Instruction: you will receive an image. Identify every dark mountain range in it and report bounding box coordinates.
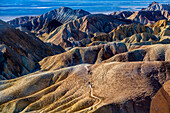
[7,7,90,34]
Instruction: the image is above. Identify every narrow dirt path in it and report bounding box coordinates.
[84,65,102,109]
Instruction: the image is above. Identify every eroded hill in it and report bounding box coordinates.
[0,2,170,113]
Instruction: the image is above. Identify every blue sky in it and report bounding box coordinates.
[0,0,169,21]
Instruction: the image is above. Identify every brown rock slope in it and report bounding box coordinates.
[45,14,132,48]
[152,19,170,36]
[107,20,170,45]
[109,23,153,41]
[127,10,169,25]
[0,61,169,113]
[104,44,170,63]
[39,42,127,71]
[91,32,110,42]
[0,20,65,80]
[0,20,56,61]
[153,19,169,28]
[150,80,170,113]
[121,33,159,44]
[37,20,63,41]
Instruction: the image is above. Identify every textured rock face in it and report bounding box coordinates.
[104,44,170,63]
[39,42,127,71]
[109,23,153,41]
[0,20,65,79]
[127,10,169,25]
[0,20,55,62]
[91,33,110,42]
[7,7,90,34]
[153,19,170,28]
[87,41,108,47]
[37,20,63,41]
[109,11,134,19]
[7,16,35,27]
[127,2,170,25]
[152,19,170,37]
[108,20,170,44]
[158,36,170,44]
[122,33,159,44]
[0,45,36,80]
[45,14,132,47]
[150,80,170,113]
[142,2,170,11]
[108,2,170,25]
[0,61,169,113]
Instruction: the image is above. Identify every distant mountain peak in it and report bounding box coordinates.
[149,1,158,7]
[142,2,170,11]
[127,10,169,24]
[59,6,73,11]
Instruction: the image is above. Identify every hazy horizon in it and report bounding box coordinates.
[0,0,170,21]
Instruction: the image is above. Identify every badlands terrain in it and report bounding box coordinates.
[0,2,170,113]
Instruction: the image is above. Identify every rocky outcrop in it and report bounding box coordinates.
[122,33,159,44]
[37,20,63,41]
[39,42,127,71]
[0,45,36,80]
[7,7,90,34]
[91,33,110,42]
[45,43,66,54]
[109,23,153,41]
[78,20,170,47]
[109,11,134,19]
[152,19,170,36]
[0,20,57,61]
[142,2,170,11]
[7,16,35,28]
[159,36,170,44]
[153,19,170,28]
[127,10,169,25]
[150,80,170,113]
[160,27,170,36]
[126,2,170,25]
[87,41,108,47]
[0,61,169,112]
[45,14,132,47]
[103,44,170,62]
[86,20,170,49]
[109,20,170,43]
[0,20,65,79]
